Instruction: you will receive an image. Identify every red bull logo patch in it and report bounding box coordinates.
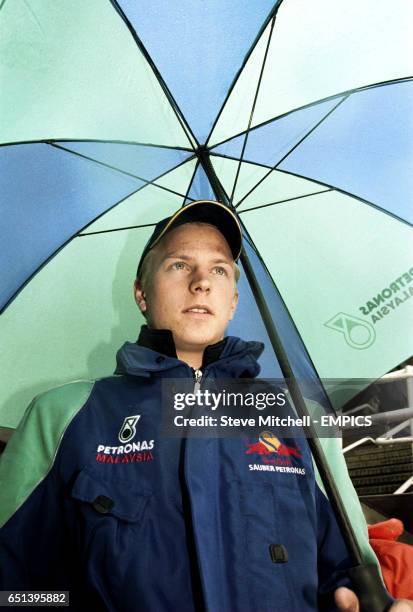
[246,431,301,458]
[245,431,305,475]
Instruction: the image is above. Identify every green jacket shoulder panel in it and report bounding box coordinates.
[0,380,95,528]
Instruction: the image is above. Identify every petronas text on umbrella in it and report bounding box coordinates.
[359,266,413,324]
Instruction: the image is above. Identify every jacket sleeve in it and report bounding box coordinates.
[0,381,93,589]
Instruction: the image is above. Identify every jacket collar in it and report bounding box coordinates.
[136,325,228,368]
[115,327,264,379]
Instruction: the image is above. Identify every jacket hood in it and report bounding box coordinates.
[115,335,264,379]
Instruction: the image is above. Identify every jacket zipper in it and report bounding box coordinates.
[193,368,203,393]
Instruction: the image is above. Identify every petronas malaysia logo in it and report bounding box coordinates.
[118,415,141,443]
[324,313,376,350]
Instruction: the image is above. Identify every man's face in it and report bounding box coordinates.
[134,223,238,354]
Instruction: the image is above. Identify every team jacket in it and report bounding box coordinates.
[0,334,356,611]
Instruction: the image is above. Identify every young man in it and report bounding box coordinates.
[0,201,409,611]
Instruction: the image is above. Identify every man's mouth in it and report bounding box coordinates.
[183,305,213,315]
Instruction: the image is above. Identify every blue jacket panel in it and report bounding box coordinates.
[0,337,353,611]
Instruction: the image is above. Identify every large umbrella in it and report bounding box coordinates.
[1,0,412,605]
[1,0,413,595]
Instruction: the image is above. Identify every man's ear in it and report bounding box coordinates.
[134,279,147,314]
[228,288,239,321]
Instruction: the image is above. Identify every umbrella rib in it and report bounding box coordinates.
[234,94,350,208]
[79,222,158,237]
[229,15,276,204]
[210,151,274,171]
[0,139,194,152]
[49,143,196,200]
[108,0,198,150]
[211,76,413,150]
[238,189,333,213]
[205,0,284,147]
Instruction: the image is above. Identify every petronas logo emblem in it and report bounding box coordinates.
[324,313,376,349]
[118,415,141,443]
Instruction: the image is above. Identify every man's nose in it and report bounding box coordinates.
[189,269,211,293]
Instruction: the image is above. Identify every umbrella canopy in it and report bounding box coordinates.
[1,0,412,428]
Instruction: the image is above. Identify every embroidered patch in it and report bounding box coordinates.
[245,431,305,475]
[118,414,141,443]
[95,439,155,464]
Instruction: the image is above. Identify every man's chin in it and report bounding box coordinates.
[174,332,223,353]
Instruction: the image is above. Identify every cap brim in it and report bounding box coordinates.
[151,200,242,261]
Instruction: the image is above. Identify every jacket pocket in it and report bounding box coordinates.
[238,479,317,611]
[70,466,152,522]
[67,465,153,603]
[221,481,294,612]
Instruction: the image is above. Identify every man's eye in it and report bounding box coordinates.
[213,266,227,276]
[172,262,187,270]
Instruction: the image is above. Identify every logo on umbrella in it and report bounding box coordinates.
[324,313,376,349]
[118,415,141,443]
[245,431,301,458]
